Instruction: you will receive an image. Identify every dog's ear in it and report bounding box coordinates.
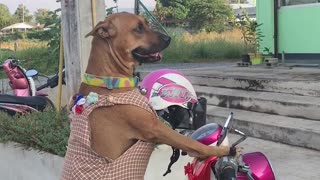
[85,20,116,38]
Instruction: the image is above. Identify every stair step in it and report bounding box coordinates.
[138,68,320,97]
[206,105,320,150]
[185,74,320,97]
[194,85,320,120]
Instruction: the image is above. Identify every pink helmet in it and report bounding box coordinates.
[139,69,198,110]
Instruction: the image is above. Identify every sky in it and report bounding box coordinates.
[2,0,156,14]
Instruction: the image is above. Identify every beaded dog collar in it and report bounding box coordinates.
[82,73,138,89]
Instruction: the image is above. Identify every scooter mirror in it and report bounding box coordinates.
[217,112,233,146]
[224,112,234,130]
[26,69,38,77]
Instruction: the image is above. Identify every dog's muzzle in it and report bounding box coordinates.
[132,33,171,64]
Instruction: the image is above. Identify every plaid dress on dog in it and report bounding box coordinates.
[61,89,156,180]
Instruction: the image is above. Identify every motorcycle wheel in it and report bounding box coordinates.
[43,97,55,110]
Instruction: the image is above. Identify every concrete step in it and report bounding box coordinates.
[206,105,320,151]
[138,68,320,97]
[184,73,320,97]
[194,85,320,120]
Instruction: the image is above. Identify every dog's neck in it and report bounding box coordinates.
[79,37,137,95]
[86,37,135,77]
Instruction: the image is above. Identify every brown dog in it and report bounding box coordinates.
[61,13,233,180]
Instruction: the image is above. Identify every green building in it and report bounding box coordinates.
[256,0,320,63]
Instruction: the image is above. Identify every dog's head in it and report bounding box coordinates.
[86,12,171,64]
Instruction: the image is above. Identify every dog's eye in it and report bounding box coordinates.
[134,23,145,34]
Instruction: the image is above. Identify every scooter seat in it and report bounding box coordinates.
[0,94,49,111]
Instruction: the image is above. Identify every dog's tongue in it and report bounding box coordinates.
[149,52,162,60]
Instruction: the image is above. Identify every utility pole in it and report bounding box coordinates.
[134,0,140,15]
[22,4,25,22]
[61,0,105,98]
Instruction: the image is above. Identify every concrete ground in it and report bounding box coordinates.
[145,134,320,180]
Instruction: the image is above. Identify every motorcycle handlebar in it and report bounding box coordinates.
[36,69,66,91]
[36,83,50,91]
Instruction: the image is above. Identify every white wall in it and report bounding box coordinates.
[0,142,64,180]
[0,142,192,180]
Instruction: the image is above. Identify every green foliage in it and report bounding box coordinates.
[0,109,70,157]
[154,0,234,32]
[0,4,14,29]
[106,6,118,16]
[43,9,61,66]
[34,8,51,24]
[236,10,264,52]
[188,0,233,32]
[154,0,191,23]
[0,31,25,41]
[26,30,52,40]
[13,4,33,22]
[228,0,248,3]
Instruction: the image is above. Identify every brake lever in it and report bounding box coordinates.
[231,128,247,148]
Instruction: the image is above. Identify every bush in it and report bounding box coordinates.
[26,30,52,41]
[0,109,70,157]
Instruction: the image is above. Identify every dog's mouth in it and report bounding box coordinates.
[132,48,163,64]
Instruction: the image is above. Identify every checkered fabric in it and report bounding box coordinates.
[61,89,156,180]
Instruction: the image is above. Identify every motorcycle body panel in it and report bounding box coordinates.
[237,152,276,180]
[2,60,32,96]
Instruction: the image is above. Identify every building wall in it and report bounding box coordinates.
[256,0,274,53]
[257,2,320,56]
[278,4,320,54]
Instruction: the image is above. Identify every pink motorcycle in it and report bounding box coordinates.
[182,112,276,180]
[0,58,64,115]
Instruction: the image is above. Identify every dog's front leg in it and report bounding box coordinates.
[126,106,230,159]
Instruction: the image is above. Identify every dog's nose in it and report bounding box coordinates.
[159,33,171,44]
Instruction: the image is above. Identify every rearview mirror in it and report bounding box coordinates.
[217,112,234,146]
[224,112,234,130]
[26,69,38,77]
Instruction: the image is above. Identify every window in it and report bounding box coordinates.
[281,0,320,6]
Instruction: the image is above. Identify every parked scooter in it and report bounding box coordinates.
[0,58,65,115]
[139,69,276,180]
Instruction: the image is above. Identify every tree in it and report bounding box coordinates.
[227,0,248,3]
[0,4,14,29]
[34,8,51,24]
[188,0,233,32]
[153,0,192,25]
[13,4,33,22]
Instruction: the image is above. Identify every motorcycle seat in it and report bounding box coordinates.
[0,94,49,111]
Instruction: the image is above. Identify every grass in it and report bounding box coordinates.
[162,29,251,63]
[0,39,47,51]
